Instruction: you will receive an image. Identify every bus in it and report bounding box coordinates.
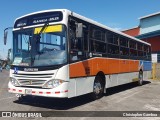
[5,9,152,100]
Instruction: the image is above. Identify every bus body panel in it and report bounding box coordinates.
[69,57,140,78]
[106,72,139,88]
[69,58,152,98]
[140,60,152,71]
[54,65,69,81]
[68,77,95,98]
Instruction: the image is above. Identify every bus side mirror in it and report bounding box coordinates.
[76,23,83,38]
[4,30,8,45]
[4,27,13,45]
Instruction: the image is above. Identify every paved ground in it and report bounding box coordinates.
[0,70,160,120]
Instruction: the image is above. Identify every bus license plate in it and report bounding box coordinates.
[25,89,32,95]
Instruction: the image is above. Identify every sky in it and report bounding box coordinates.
[0,0,160,59]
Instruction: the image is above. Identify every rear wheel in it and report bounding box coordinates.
[91,76,104,100]
[138,71,143,86]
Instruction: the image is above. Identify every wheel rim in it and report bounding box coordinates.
[93,81,102,95]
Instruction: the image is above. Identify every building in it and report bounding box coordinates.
[122,12,160,63]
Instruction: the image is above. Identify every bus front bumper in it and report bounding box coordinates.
[8,82,68,98]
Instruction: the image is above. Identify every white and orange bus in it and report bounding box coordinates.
[5,9,152,100]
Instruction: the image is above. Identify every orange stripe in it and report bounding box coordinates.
[69,58,139,78]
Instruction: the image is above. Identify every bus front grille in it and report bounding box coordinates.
[18,79,46,86]
[13,73,54,87]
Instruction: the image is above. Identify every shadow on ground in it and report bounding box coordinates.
[13,81,151,110]
[105,80,150,96]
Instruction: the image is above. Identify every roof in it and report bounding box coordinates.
[136,30,160,39]
[14,9,151,46]
[72,12,150,45]
[139,11,160,20]
[121,26,139,32]
[15,9,69,21]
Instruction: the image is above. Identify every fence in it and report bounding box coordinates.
[152,63,160,80]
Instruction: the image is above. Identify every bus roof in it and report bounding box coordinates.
[15,9,151,46]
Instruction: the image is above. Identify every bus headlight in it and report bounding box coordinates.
[43,79,64,89]
[10,77,20,86]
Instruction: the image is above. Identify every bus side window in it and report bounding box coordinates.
[84,29,89,51]
[69,19,84,51]
[69,18,89,62]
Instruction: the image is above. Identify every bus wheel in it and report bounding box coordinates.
[16,94,25,101]
[91,76,104,100]
[138,71,143,86]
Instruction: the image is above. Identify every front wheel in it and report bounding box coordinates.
[91,76,104,100]
[138,71,143,86]
[16,94,26,101]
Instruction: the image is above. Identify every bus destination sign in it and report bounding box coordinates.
[14,11,63,28]
[32,16,60,24]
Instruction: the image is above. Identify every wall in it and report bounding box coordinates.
[152,63,160,80]
[122,27,139,37]
[140,14,160,34]
[142,36,160,52]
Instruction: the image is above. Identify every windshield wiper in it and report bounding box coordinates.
[36,22,49,41]
[31,22,49,66]
[34,22,50,63]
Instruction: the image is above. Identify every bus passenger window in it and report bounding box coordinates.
[91,40,106,53]
[108,44,119,55]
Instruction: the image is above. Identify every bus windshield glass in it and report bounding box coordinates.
[12,25,67,67]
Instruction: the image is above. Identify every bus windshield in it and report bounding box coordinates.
[12,25,67,67]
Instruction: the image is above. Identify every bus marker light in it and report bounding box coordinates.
[65,90,68,92]
[55,91,60,94]
[32,91,36,94]
[19,90,22,92]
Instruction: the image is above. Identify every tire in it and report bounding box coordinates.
[138,71,143,86]
[16,94,25,101]
[91,76,104,100]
